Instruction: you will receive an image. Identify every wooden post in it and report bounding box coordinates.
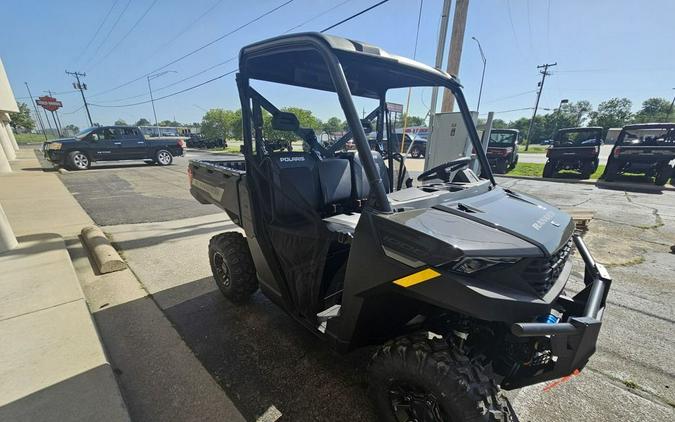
[441,0,469,112]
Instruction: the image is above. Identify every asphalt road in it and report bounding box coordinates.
[58,150,230,225]
[57,148,674,421]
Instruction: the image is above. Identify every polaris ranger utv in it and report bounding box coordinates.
[603,123,675,186]
[543,127,603,179]
[189,33,611,422]
[486,129,519,174]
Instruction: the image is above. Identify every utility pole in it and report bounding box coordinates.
[524,62,557,151]
[427,0,452,130]
[147,70,177,136]
[667,88,675,121]
[24,82,47,141]
[441,0,470,112]
[66,70,93,126]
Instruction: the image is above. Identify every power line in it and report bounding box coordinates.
[88,0,160,69]
[89,0,392,109]
[284,0,354,33]
[82,0,132,70]
[483,90,538,104]
[88,0,295,99]
[73,0,120,66]
[320,0,389,33]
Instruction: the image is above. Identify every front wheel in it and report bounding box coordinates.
[67,151,91,170]
[208,232,258,303]
[410,146,422,158]
[369,333,513,422]
[155,149,173,166]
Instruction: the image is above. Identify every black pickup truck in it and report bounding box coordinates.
[604,123,675,185]
[43,125,186,170]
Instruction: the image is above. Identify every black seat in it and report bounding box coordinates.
[351,151,390,199]
[317,158,352,208]
[269,152,322,217]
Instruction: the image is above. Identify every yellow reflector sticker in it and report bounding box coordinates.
[393,268,441,288]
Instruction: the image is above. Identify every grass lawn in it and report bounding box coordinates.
[14,132,57,144]
[520,145,549,154]
[508,162,605,180]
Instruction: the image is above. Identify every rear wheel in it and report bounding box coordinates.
[543,161,555,178]
[208,232,258,303]
[604,160,620,182]
[655,163,673,186]
[495,160,508,174]
[369,333,513,422]
[580,161,594,179]
[155,149,173,166]
[67,151,90,170]
[509,155,518,169]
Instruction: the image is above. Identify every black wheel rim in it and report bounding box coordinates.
[213,252,231,288]
[388,382,447,422]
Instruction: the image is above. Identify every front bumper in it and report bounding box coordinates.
[43,148,65,164]
[502,235,611,389]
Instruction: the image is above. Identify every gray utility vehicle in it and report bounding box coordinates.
[543,127,603,179]
[189,33,611,422]
[603,123,675,186]
[43,125,185,170]
[486,129,519,174]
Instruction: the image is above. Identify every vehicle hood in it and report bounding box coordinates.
[45,137,78,144]
[385,187,574,259]
[434,187,574,255]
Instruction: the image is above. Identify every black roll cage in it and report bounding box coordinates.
[236,33,495,213]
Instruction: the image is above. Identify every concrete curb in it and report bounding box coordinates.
[81,226,126,274]
[497,174,675,192]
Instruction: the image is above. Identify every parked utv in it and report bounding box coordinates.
[486,129,519,173]
[189,33,611,422]
[543,127,603,179]
[603,123,675,186]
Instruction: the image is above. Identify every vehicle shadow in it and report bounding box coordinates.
[596,174,670,194]
[153,278,378,421]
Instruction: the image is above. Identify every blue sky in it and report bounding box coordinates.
[2,0,674,129]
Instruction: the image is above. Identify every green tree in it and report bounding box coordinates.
[9,102,35,131]
[135,118,151,126]
[64,124,79,134]
[632,97,673,123]
[322,116,343,135]
[114,119,127,126]
[395,114,426,128]
[159,119,182,127]
[201,109,240,139]
[588,97,633,135]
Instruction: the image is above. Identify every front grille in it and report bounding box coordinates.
[523,238,573,296]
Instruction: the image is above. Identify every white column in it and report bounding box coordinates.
[0,121,16,161]
[0,203,18,253]
[0,134,10,172]
[3,113,19,151]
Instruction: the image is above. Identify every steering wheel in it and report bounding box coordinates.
[417,157,472,183]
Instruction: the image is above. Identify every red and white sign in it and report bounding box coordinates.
[386,102,403,113]
[36,96,63,112]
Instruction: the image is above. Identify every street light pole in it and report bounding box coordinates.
[147,71,177,136]
[471,36,486,114]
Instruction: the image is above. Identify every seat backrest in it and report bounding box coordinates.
[351,151,390,199]
[317,158,352,207]
[269,153,321,216]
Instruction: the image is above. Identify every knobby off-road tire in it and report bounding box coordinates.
[369,333,513,422]
[654,164,673,186]
[208,232,258,303]
[410,146,423,159]
[604,160,619,182]
[580,161,595,179]
[495,160,508,174]
[509,155,518,170]
[542,161,555,178]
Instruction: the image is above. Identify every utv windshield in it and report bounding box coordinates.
[554,129,602,146]
[489,131,517,147]
[618,127,675,146]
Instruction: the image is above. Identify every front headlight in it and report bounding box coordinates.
[452,257,520,274]
[49,142,62,150]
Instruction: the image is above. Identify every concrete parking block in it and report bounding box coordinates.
[81,226,126,273]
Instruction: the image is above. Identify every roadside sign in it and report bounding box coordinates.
[386,102,403,113]
[36,96,63,112]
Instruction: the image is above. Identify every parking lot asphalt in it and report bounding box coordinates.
[58,150,674,421]
[57,150,227,225]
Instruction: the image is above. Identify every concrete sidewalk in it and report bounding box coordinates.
[0,149,129,421]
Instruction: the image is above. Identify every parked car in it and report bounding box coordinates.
[543,127,603,179]
[486,129,519,173]
[43,126,185,170]
[603,123,675,185]
[368,133,427,158]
